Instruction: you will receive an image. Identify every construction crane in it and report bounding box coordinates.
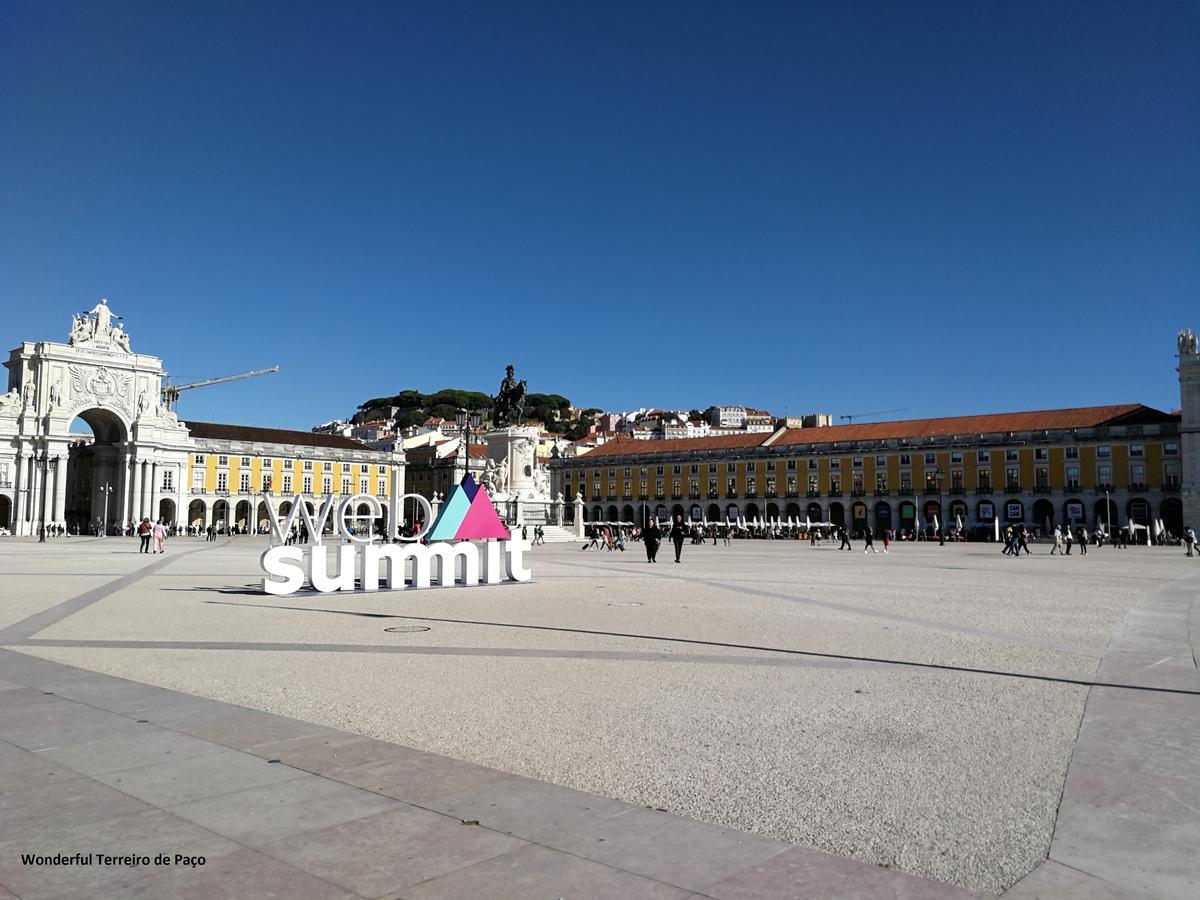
[161,366,280,410]
[839,408,907,424]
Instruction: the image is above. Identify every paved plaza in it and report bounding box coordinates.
[1,535,1197,898]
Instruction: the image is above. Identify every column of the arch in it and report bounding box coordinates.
[117,449,132,528]
[135,460,146,521]
[51,454,67,526]
[149,460,159,522]
[28,453,42,534]
[11,449,26,533]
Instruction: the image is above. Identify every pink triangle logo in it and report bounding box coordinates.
[455,486,511,540]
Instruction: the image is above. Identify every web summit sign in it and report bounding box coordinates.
[259,476,531,595]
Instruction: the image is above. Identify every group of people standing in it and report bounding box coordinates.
[640,515,691,563]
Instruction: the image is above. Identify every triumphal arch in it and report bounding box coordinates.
[1,301,192,535]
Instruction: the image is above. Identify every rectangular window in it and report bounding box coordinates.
[808,475,819,493]
[608,468,616,478]
[656,479,664,496]
[899,472,911,491]
[830,458,841,469]
[360,478,368,494]
[765,476,775,494]
[876,473,887,492]
[899,454,911,466]
[808,459,818,470]
[303,460,313,471]
[709,463,718,473]
[639,480,647,495]
[672,479,681,496]
[1164,461,1181,486]
[1165,442,1179,456]
[875,456,886,467]
[709,479,718,495]
[786,475,796,493]
[218,455,229,466]
[746,476,756,494]
[924,453,936,465]
[1006,467,1019,489]
[852,473,863,492]
[162,469,174,491]
[217,472,228,492]
[978,470,991,489]
[594,480,602,496]
[1130,444,1144,457]
[1035,466,1048,487]
[951,470,963,490]
[673,465,681,475]
[1065,465,1080,488]
[1005,450,1018,462]
[282,474,292,493]
[950,451,962,464]
[324,461,332,471]
[786,459,796,470]
[640,466,648,476]
[690,479,700,495]
[656,465,664,476]
[378,479,386,496]
[1034,448,1048,461]
[302,475,312,494]
[240,456,250,466]
[1097,464,1112,485]
[830,474,841,492]
[361,464,369,473]
[624,480,632,496]
[262,474,272,492]
[1065,447,1078,459]
[342,478,350,495]
[240,473,250,493]
[192,470,204,491]
[977,451,989,463]
[1097,445,1111,458]
[690,464,698,474]
[1130,464,1145,484]
[193,454,205,465]
[853,457,863,468]
[624,467,631,477]
[323,477,332,494]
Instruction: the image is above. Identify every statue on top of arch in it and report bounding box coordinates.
[69,298,132,353]
[1178,328,1198,359]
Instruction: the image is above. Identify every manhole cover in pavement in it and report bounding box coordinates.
[384,625,431,633]
[607,601,643,608]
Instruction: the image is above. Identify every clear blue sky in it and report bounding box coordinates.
[2,1,1196,430]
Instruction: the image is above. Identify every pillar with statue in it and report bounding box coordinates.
[480,364,554,526]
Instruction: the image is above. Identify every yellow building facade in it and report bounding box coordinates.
[552,404,1182,536]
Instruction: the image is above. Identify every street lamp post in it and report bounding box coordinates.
[99,482,113,537]
[455,408,484,483]
[935,466,945,545]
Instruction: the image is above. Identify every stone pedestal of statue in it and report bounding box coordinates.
[484,425,552,525]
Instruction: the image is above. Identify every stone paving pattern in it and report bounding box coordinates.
[0,535,1197,897]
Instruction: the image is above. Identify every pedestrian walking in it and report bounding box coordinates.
[1185,527,1196,558]
[644,519,661,563]
[670,514,689,563]
[837,526,851,551]
[863,527,878,553]
[152,519,167,553]
[1078,526,1088,556]
[1064,528,1074,555]
[1050,526,1062,555]
[1017,527,1031,555]
[881,530,890,553]
[138,518,152,553]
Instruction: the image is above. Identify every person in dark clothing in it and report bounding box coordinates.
[837,526,851,551]
[138,518,152,553]
[669,514,689,563]
[643,520,661,563]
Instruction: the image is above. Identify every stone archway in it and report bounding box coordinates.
[1032,498,1055,531]
[0,496,11,531]
[235,500,252,532]
[158,498,176,525]
[65,407,129,535]
[188,498,206,529]
[1161,498,1183,536]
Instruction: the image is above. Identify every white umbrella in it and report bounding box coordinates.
[932,513,940,535]
[805,514,811,530]
[955,513,963,533]
[993,517,1000,542]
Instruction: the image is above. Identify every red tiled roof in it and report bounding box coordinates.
[185,421,375,452]
[577,432,771,459]
[772,404,1166,447]
[564,404,1174,460]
